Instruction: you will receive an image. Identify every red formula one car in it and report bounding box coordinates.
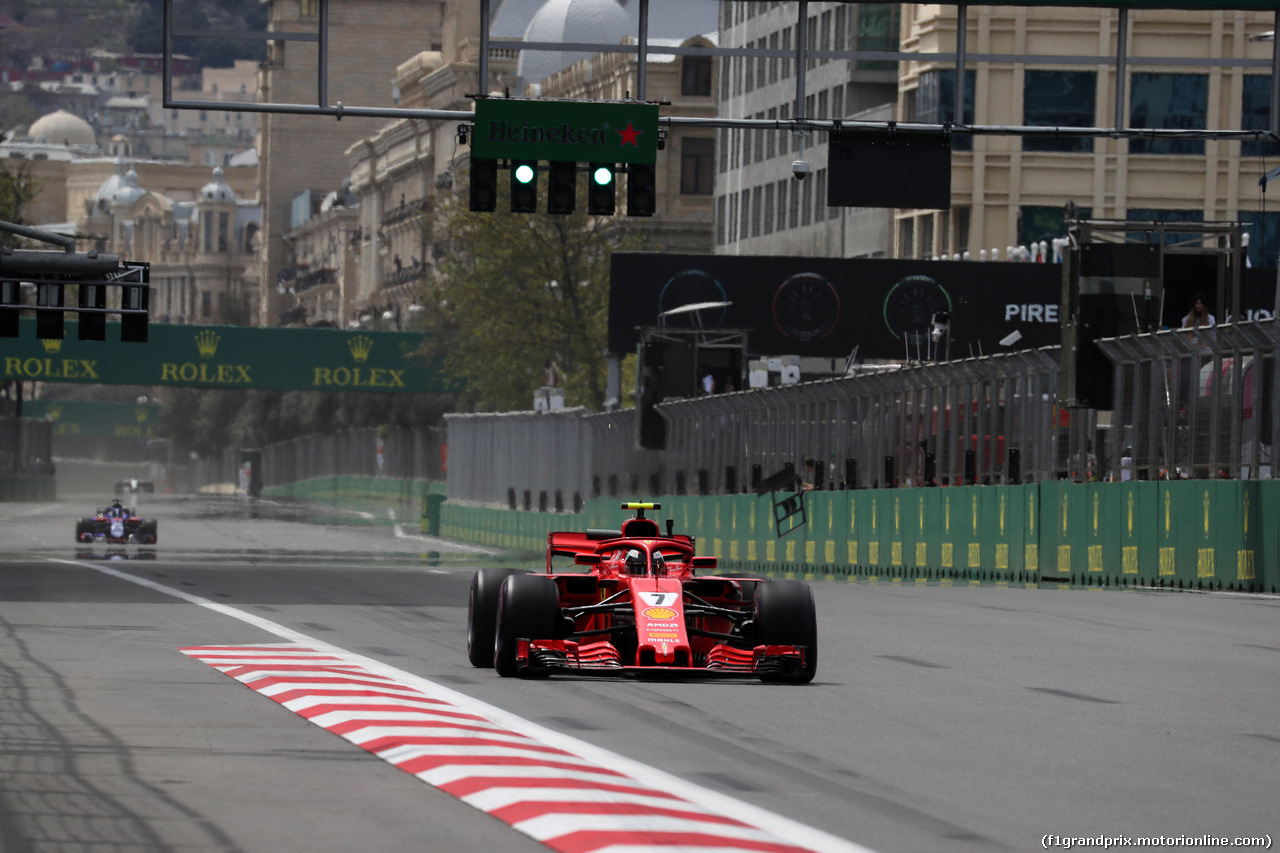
[74,501,158,545]
[467,502,816,682]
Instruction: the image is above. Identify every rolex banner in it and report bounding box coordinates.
[0,321,451,394]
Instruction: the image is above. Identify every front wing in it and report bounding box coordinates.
[515,638,809,679]
[77,519,152,543]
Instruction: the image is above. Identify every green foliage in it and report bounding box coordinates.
[428,172,641,412]
[157,387,453,458]
[128,0,266,67]
[0,159,42,246]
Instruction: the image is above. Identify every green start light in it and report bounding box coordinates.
[592,166,613,185]
[514,163,536,184]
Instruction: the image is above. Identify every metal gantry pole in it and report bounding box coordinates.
[955,4,968,128]
[1113,7,1129,133]
[637,0,649,102]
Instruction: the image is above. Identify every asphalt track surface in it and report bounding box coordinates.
[0,494,1277,853]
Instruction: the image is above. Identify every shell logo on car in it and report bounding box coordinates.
[643,607,677,620]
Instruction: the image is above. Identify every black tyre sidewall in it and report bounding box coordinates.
[467,568,525,668]
[493,573,560,677]
[754,579,818,683]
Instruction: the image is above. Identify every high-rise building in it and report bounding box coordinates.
[714,2,901,259]
[896,5,1278,268]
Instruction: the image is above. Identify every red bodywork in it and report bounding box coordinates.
[514,509,808,678]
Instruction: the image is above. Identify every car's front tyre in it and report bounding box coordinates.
[493,573,561,678]
[754,579,818,683]
[467,568,526,668]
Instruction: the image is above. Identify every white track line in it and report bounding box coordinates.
[57,558,877,853]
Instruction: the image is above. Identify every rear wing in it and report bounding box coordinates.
[546,528,696,571]
[548,529,618,572]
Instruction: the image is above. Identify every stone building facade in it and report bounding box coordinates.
[77,159,261,326]
[255,0,446,326]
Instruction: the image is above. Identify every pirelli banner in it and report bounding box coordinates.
[0,320,449,394]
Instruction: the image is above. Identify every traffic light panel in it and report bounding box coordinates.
[588,164,615,215]
[35,282,63,340]
[547,161,576,215]
[78,282,106,341]
[0,280,17,337]
[470,157,498,212]
[511,160,538,213]
[627,162,656,216]
[120,283,149,343]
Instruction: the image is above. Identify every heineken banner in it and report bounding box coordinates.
[0,320,451,394]
[473,99,660,164]
[25,400,162,440]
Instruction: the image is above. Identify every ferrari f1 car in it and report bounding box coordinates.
[467,502,816,682]
[75,502,158,545]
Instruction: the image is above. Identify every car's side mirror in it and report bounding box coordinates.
[575,553,601,565]
[691,556,717,570]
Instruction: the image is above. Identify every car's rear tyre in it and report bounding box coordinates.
[493,573,560,678]
[754,579,817,683]
[467,568,526,668]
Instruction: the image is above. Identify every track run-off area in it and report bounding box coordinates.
[1,494,1277,853]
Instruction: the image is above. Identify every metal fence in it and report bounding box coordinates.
[445,347,1079,507]
[0,415,54,476]
[176,319,1280,504]
[188,426,445,492]
[1096,320,1280,482]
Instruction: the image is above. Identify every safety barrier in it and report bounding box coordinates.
[437,480,1277,593]
[0,474,55,502]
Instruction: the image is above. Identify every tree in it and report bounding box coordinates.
[0,159,42,246]
[428,173,641,412]
[129,0,266,67]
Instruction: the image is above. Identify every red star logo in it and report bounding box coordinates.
[617,121,643,147]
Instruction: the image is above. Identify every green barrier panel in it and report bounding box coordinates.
[984,485,1024,579]
[1159,481,1199,587]
[1083,484,1120,584]
[1217,481,1262,592]
[885,490,907,575]
[846,490,867,572]
[1258,481,1280,593]
[866,490,892,574]
[420,493,444,536]
[937,489,960,576]
[905,488,935,578]
[424,482,1280,594]
[806,492,840,577]
[1117,481,1159,587]
[1037,480,1088,580]
[1023,484,1041,577]
[960,486,984,577]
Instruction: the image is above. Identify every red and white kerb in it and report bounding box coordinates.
[181,643,826,853]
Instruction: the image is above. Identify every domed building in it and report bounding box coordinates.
[516,0,630,92]
[81,162,261,326]
[27,109,98,149]
[511,0,718,93]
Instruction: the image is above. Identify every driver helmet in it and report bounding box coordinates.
[625,549,646,575]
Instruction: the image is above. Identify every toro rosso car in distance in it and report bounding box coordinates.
[468,502,816,682]
[75,500,158,545]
